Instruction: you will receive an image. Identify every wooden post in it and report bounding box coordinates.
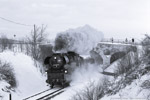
[9,93,12,100]
[34,24,36,35]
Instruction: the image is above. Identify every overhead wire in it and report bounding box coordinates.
[0,16,33,27]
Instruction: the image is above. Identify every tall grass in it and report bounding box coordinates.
[71,77,109,100]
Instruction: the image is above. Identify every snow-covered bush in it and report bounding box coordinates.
[0,80,11,100]
[104,51,145,96]
[140,34,150,92]
[141,80,150,89]
[142,34,150,46]
[142,34,150,65]
[0,60,16,88]
[125,46,137,53]
[70,77,109,100]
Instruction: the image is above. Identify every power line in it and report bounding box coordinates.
[0,16,33,27]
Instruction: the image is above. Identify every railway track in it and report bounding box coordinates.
[23,88,64,100]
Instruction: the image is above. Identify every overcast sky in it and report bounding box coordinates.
[0,0,149,40]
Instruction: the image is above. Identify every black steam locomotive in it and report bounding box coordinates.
[44,51,83,88]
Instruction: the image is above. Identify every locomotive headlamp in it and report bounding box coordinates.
[64,70,68,74]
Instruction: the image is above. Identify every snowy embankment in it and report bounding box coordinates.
[52,45,150,100]
[0,51,47,100]
[101,74,150,100]
[0,81,10,100]
[52,63,113,100]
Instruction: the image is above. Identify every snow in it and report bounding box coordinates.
[52,63,110,100]
[101,74,150,100]
[80,54,90,59]
[104,61,118,73]
[0,51,48,100]
[0,50,106,100]
[52,44,149,100]
[53,68,150,100]
[99,42,134,45]
[52,84,85,100]
[0,80,10,100]
[0,43,147,100]
[27,88,60,100]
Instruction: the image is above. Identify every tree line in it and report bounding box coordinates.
[0,25,53,61]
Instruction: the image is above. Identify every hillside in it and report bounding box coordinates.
[0,51,48,100]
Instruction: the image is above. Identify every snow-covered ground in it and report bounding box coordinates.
[101,74,150,100]
[0,51,107,100]
[52,44,149,100]
[0,43,148,100]
[52,64,106,100]
[0,51,48,100]
[0,80,11,100]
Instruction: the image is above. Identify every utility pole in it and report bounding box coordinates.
[34,24,36,43]
[13,34,16,53]
[33,24,36,43]
[33,24,36,59]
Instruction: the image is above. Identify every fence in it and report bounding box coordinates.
[101,38,141,45]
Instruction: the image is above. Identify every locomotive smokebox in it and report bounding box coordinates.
[44,51,83,88]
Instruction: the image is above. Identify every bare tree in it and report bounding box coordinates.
[27,24,47,60]
[141,34,150,65]
[0,35,13,52]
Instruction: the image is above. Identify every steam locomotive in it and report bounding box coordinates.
[44,51,83,88]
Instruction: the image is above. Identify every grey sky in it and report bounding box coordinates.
[0,0,149,40]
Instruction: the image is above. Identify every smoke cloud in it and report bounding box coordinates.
[54,25,104,54]
[53,25,105,86]
[69,63,104,86]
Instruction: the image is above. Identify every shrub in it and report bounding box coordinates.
[125,46,137,53]
[142,34,150,46]
[0,61,17,88]
[71,77,109,100]
[141,80,150,89]
[141,34,150,64]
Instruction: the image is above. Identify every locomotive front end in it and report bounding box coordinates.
[44,53,68,88]
[44,52,83,88]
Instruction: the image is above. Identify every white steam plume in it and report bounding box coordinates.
[54,25,104,54]
[69,63,104,86]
